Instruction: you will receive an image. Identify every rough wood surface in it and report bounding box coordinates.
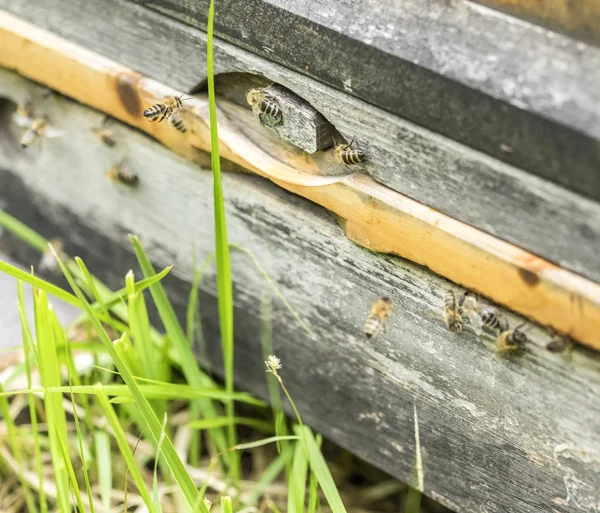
[1,3,598,286]
[0,19,600,351]
[1,86,600,513]
[474,0,600,43]
[119,0,600,203]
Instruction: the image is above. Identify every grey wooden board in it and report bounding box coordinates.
[1,78,600,513]
[0,252,79,350]
[0,9,598,285]
[119,0,600,204]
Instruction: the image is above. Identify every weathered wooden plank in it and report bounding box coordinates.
[1,87,600,513]
[474,0,600,43]
[1,22,600,351]
[1,3,598,286]
[123,0,600,202]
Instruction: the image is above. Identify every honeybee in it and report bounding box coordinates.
[546,331,573,353]
[334,136,365,165]
[143,95,189,123]
[13,109,64,149]
[480,306,508,335]
[364,297,392,340]
[246,88,282,124]
[106,160,139,187]
[92,117,117,147]
[443,290,462,333]
[495,324,529,352]
[38,238,67,273]
[458,291,482,326]
[170,111,187,133]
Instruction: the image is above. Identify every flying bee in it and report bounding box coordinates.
[246,88,283,124]
[364,297,392,340]
[334,136,365,165]
[143,95,189,123]
[495,324,529,352]
[443,289,462,333]
[170,111,187,133]
[105,160,139,187]
[14,115,64,149]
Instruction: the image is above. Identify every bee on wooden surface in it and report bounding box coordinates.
[170,112,188,133]
[480,306,508,335]
[495,324,529,352]
[105,160,139,187]
[443,290,462,333]
[92,117,117,147]
[38,238,67,273]
[246,88,283,124]
[546,331,574,354]
[364,297,392,340]
[14,114,64,149]
[334,136,365,165]
[458,291,482,326]
[143,95,189,123]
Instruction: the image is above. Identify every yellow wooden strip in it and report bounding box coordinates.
[0,10,598,350]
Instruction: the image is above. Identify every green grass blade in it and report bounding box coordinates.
[288,440,309,513]
[96,387,156,513]
[188,416,272,432]
[0,383,38,513]
[52,252,209,513]
[307,434,322,513]
[0,209,47,250]
[94,430,113,513]
[221,496,233,513]
[207,0,237,476]
[299,426,347,513]
[244,443,294,508]
[227,435,299,452]
[17,281,47,513]
[128,235,229,459]
[33,289,71,512]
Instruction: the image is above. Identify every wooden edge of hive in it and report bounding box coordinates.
[0,10,598,350]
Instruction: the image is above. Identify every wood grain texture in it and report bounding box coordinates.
[0,2,598,286]
[474,0,600,43]
[119,0,600,203]
[1,87,600,513]
[0,16,599,351]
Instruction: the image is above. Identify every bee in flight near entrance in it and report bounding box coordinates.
[443,289,463,333]
[106,160,139,187]
[334,136,365,165]
[495,324,529,353]
[246,88,283,125]
[143,95,190,123]
[364,297,393,340]
[170,112,187,133]
[13,106,64,150]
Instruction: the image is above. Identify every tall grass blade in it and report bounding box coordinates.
[298,426,347,513]
[206,0,237,476]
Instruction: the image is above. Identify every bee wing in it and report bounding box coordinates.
[13,112,34,128]
[144,96,162,105]
[44,125,65,139]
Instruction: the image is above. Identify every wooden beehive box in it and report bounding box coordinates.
[0,1,599,511]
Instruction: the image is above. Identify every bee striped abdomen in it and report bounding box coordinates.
[364,316,382,339]
[171,115,187,133]
[443,290,463,332]
[106,164,139,187]
[481,308,507,334]
[143,104,168,122]
[259,99,281,117]
[341,149,365,165]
